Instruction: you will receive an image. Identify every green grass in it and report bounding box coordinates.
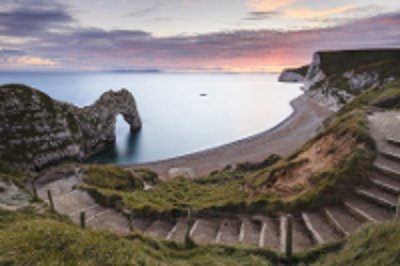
[313,221,400,266]
[317,49,400,75]
[0,208,279,266]
[83,173,248,216]
[83,165,146,192]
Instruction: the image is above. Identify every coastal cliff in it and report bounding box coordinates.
[278,65,309,82]
[0,84,141,170]
[281,49,400,110]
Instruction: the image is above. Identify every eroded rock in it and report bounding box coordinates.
[0,84,141,170]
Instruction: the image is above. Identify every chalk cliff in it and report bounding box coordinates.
[0,84,141,170]
[281,49,400,111]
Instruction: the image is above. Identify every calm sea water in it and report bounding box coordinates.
[0,72,302,164]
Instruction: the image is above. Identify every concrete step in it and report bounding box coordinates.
[344,196,394,223]
[166,219,189,242]
[356,186,397,209]
[380,149,400,163]
[387,137,400,147]
[52,190,95,215]
[370,171,400,194]
[374,157,400,179]
[302,211,342,245]
[190,218,221,244]
[291,217,316,253]
[145,220,175,238]
[253,216,280,250]
[324,206,365,236]
[281,215,315,253]
[86,209,130,234]
[215,218,241,245]
[37,177,80,199]
[131,217,153,232]
[70,204,105,223]
[238,217,262,246]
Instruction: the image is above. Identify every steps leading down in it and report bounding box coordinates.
[254,215,280,250]
[166,219,189,242]
[190,218,221,244]
[145,220,175,238]
[302,211,342,244]
[324,206,366,236]
[286,216,315,253]
[216,218,241,245]
[238,217,262,246]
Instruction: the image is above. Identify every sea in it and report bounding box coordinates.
[0,72,302,164]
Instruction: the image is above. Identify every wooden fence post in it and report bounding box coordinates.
[185,208,193,245]
[32,181,38,199]
[285,214,293,266]
[129,214,134,232]
[47,190,55,212]
[396,196,400,219]
[80,212,86,228]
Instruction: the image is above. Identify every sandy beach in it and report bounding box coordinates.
[128,94,333,180]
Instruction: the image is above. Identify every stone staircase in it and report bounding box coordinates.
[36,111,400,253]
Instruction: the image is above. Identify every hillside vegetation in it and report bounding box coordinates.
[313,221,400,266]
[0,208,280,266]
[316,49,400,76]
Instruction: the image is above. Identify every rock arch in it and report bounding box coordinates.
[73,89,142,157]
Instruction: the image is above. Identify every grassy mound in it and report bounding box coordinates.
[83,165,151,191]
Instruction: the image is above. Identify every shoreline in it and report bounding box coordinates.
[127,93,333,180]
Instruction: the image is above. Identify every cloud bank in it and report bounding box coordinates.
[0,1,399,72]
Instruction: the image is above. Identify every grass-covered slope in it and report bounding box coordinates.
[316,49,400,76]
[313,221,400,266]
[0,209,278,266]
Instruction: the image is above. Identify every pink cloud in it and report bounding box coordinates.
[247,0,297,11]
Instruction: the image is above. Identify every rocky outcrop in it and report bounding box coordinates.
[278,65,309,83]
[0,84,141,170]
[65,89,141,157]
[283,49,400,111]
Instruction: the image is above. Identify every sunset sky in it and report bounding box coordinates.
[1,0,400,72]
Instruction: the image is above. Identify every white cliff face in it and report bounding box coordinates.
[0,85,141,170]
[300,52,394,111]
[305,86,354,111]
[344,71,380,91]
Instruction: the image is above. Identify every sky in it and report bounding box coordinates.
[0,0,400,72]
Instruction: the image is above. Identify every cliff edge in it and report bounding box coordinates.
[0,84,141,170]
[278,65,309,82]
[280,49,400,110]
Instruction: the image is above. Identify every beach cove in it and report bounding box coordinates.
[130,94,333,180]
